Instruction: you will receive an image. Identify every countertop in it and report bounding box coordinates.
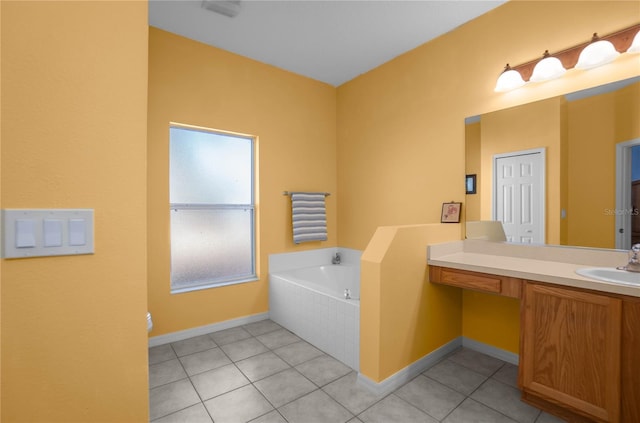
[427,240,640,298]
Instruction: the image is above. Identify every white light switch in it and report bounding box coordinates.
[44,219,63,247]
[16,219,36,248]
[69,219,86,246]
[2,209,94,258]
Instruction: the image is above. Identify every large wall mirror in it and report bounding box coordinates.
[465,76,640,250]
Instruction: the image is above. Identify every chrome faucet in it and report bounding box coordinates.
[623,244,640,272]
[332,252,341,265]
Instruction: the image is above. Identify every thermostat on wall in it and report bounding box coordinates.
[1,209,94,258]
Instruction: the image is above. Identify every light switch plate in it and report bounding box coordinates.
[15,219,36,248]
[69,219,86,246]
[43,219,64,247]
[2,209,94,258]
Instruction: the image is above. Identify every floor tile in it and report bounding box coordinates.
[423,359,487,396]
[443,398,518,423]
[492,362,519,388]
[358,394,438,423]
[256,328,301,350]
[221,337,269,362]
[254,368,317,408]
[204,384,274,423]
[447,348,506,376]
[535,412,566,423]
[295,354,352,386]
[179,347,231,376]
[210,326,252,346]
[244,319,282,336]
[279,389,353,423]
[149,358,187,389]
[248,410,287,423]
[236,351,291,382]
[323,372,384,415]
[171,335,217,357]
[148,328,554,423]
[471,378,540,423]
[273,340,324,366]
[151,403,213,423]
[395,375,465,420]
[149,379,201,421]
[190,363,250,401]
[149,344,177,365]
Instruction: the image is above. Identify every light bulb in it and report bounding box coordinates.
[576,34,620,70]
[494,65,526,92]
[530,51,566,82]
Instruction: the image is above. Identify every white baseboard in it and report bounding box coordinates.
[357,337,462,396]
[462,337,519,365]
[356,336,519,395]
[148,312,270,347]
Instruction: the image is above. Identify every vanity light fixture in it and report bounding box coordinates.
[530,50,566,82]
[575,33,620,70]
[627,30,640,53]
[495,64,526,92]
[495,23,640,92]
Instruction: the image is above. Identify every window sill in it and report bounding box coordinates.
[171,275,259,295]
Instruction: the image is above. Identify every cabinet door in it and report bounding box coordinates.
[622,300,640,422]
[521,282,622,423]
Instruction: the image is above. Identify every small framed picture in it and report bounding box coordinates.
[441,202,462,223]
[465,174,477,195]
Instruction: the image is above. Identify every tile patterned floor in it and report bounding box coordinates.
[149,320,565,423]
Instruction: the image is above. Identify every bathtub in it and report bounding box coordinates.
[269,264,360,370]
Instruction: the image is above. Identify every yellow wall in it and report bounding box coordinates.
[337,1,639,251]
[560,100,570,246]
[479,96,566,245]
[1,1,3,414]
[338,1,639,359]
[360,224,461,382]
[462,291,520,354]
[1,2,149,422]
[567,82,640,248]
[465,122,481,222]
[147,28,337,335]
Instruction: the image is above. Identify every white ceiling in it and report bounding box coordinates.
[149,0,506,86]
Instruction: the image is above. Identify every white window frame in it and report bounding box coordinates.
[169,124,257,294]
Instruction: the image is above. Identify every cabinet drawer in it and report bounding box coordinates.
[429,266,522,298]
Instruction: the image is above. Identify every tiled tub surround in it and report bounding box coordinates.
[269,248,361,370]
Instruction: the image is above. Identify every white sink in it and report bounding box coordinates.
[575,267,640,286]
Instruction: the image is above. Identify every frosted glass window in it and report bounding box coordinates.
[170,127,252,204]
[169,126,256,293]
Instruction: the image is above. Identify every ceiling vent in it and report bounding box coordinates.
[201,0,242,18]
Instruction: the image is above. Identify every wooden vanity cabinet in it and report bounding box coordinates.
[520,282,622,423]
[621,299,640,423]
[428,266,640,422]
[520,282,640,423]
